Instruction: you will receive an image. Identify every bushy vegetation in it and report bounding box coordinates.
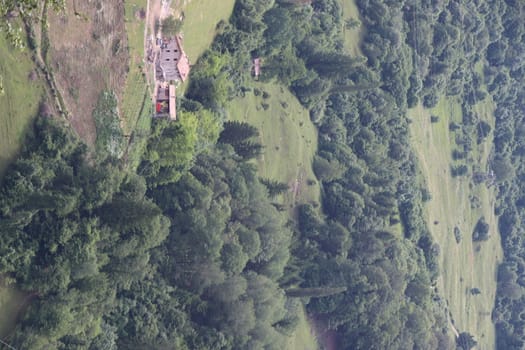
[0,115,296,349]
[93,90,126,158]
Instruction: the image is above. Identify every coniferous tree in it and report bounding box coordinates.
[218,121,259,145]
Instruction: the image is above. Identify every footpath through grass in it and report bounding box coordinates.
[409,97,502,349]
[228,81,320,215]
[0,35,43,178]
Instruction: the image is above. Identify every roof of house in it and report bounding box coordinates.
[159,41,181,81]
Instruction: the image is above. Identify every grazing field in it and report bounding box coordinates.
[180,0,235,62]
[409,97,502,349]
[177,0,235,94]
[0,35,43,178]
[228,82,320,213]
[341,0,363,56]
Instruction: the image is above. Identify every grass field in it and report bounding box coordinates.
[0,285,29,338]
[228,82,320,212]
[123,0,149,135]
[287,306,319,350]
[0,32,42,341]
[177,0,235,94]
[122,0,152,169]
[0,35,43,178]
[180,0,235,63]
[409,96,502,349]
[341,0,363,56]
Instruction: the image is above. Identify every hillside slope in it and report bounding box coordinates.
[409,97,503,348]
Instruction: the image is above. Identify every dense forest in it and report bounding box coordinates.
[1,0,525,349]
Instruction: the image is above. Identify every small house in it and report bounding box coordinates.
[155,84,176,120]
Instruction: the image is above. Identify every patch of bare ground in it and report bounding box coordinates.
[47,0,129,146]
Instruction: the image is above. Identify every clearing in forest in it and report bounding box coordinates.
[0,35,43,178]
[409,96,502,349]
[341,0,363,57]
[286,306,319,350]
[228,82,320,214]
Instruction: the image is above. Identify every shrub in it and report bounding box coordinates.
[454,226,462,243]
[472,217,489,241]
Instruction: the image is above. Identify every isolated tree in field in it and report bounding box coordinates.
[456,332,477,350]
[472,217,489,241]
[234,141,264,160]
[162,16,183,36]
[260,178,289,198]
[451,164,468,177]
[345,18,361,29]
[218,121,259,145]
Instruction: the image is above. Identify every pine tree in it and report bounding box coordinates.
[260,178,289,198]
[234,141,264,160]
[218,121,259,145]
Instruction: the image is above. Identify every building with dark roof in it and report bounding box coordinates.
[158,35,190,82]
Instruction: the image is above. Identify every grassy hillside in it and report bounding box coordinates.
[409,97,502,349]
[228,82,320,213]
[0,35,43,178]
[180,0,235,63]
[177,0,235,94]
